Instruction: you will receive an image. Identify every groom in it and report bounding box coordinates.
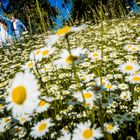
[2,15,27,47]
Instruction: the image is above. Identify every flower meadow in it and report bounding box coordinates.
[0,16,140,140]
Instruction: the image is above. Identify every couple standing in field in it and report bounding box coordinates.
[0,15,27,48]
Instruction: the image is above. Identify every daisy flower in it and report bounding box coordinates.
[132,99,140,113]
[126,136,135,140]
[0,122,7,134]
[123,113,134,122]
[124,45,139,52]
[89,50,101,61]
[42,76,49,82]
[40,64,53,73]
[0,117,11,133]
[80,74,95,83]
[95,77,109,86]
[136,37,140,41]
[104,83,117,91]
[6,72,40,117]
[114,59,124,65]
[55,48,86,68]
[118,83,128,90]
[119,91,132,101]
[17,115,31,125]
[67,98,79,106]
[30,118,54,138]
[130,46,139,52]
[0,82,6,88]
[9,126,27,139]
[73,122,103,140]
[110,52,118,59]
[30,46,55,61]
[30,49,42,61]
[0,103,4,111]
[74,90,96,108]
[113,114,125,124]
[114,74,122,79]
[57,132,71,140]
[105,74,114,80]
[45,25,86,47]
[36,99,50,113]
[124,45,134,51]
[104,123,119,134]
[61,125,70,135]
[118,62,140,74]
[126,74,140,84]
[40,46,55,59]
[23,61,35,70]
[70,24,87,32]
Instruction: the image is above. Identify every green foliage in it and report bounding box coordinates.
[2,0,130,33]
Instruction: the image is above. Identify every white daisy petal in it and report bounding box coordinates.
[6,72,40,117]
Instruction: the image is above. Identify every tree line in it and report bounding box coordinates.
[1,0,132,33]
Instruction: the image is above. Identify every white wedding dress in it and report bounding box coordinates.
[0,24,8,43]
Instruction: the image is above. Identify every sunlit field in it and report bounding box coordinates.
[0,12,140,140]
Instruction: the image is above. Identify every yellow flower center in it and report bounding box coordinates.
[3,118,10,123]
[93,53,98,57]
[128,45,132,48]
[65,55,78,64]
[82,129,93,139]
[123,95,128,99]
[132,48,136,51]
[84,92,92,99]
[0,104,3,109]
[15,64,19,67]
[20,117,26,122]
[27,62,34,68]
[82,77,87,81]
[64,126,69,131]
[43,77,48,81]
[102,81,105,85]
[121,85,125,88]
[35,50,41,55]
[132,76,140,81]
[125,65,133,71]
[106,85,112,89]
[56,26,71,36]
[92,105,97,110]
[38,123,47,131]
[84,103,90,107]
[44,67,48,71]
[0,82,5,87]
[39,100,47,107]
[42,50,49,56]
[12,86,27,105]
[107,124,114,130]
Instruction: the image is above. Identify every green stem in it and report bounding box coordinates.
[99,1,107,139]
[65,34,92,123]
[100,0,104,85]
[65,34,86,103]
[35,0,46,32]
[33,53,49,95]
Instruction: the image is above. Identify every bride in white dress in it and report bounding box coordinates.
[0,20,12,47]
